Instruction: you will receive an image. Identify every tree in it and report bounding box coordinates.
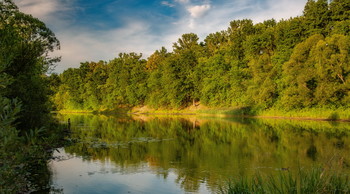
[303,0,330,35]
[204,31,228,56]
[146,48,171,108]
[46,73,61,110]
[226,19,255,62]
[54,68,84,110]
[328,0,350,35]
[172,33,203,106]
[311,34,350,106]
[146,47,168,71]
[173,33,200,53]
[198,54,231,106]
[280,34,324,109]
[0,1,61,191]
[80,61,108,110]
[0,0,60,129]
[50,0,350,113]
[329,0,350,21]
[241,21,278,108]
[279,33,350,109]
[104,53,147,108]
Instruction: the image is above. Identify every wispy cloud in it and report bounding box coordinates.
[175,0,190,4]
[14,0,73,22]
[52,21,168,72]
[161,1,175,7]
[15,0,59,18]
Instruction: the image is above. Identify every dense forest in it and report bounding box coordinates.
[51,0,350,113]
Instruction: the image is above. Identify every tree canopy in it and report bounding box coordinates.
[1,0,62,192]
[1,0,60,129]
[51,0,350,112]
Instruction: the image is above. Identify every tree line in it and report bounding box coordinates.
[51,0,350,112]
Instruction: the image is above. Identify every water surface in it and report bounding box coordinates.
[50,114,350,193]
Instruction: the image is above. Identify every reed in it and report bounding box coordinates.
[223,167,350,194]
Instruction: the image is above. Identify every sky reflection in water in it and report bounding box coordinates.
[51,149,209,194]
[50,114,350,193]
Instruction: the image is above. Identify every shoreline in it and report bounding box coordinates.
[52,106,350,123]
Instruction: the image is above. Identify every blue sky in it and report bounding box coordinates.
[14,0,307,73]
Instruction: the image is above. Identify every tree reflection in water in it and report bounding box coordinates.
[55,114,350,193]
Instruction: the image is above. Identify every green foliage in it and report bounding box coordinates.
[0,0,60,130]
[198,54,232,106]
[104,53,147,107]
[224,167,350,194]
[303,0,330,35]
[0,1,64,192]
[0,98,61,192]
[0,63,57,193]
[280,34,350,110]
[52,0,350,115]
[59,114,350,193]
[280,34,324,109]
[329,0,350,21]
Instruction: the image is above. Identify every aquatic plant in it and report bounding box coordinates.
[223,167,350,194]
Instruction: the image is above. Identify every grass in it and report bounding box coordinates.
[196,106,254,116]
[257,108,350,121]
[55,105,350,122]
[55,106,198,115]
[197,106,350,122]
[52,109,94,114]
[222,167,350,194]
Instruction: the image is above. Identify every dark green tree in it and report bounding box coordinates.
[104,53,147,108]
[303,0,330,35]
[329,0,350,35]
[173,33,203,107]
[0,0,60,129]
[146,48,172,108]
[280,34,324,109]
[329,0,350,21]
[243,20,278,108]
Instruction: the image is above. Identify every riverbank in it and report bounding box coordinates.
[54,105,350,122]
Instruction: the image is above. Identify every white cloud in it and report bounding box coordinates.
[165,0,307,48]
[15,0,57,17]
[261,0,305,22]
[53,21,167,73]
[175,0,190,4]
[53,0,307,73]
[187,4,211,18]
[15,0,308,73]
[14,0,72,22]
[161,1,175,7]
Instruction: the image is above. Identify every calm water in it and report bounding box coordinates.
[49,114,350,193]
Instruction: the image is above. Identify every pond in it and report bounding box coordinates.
[49,114,350,193]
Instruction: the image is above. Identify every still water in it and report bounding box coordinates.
[50,114,350,193]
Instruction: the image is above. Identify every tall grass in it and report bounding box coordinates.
[222,167,350,194]
[258,108,350,121]
[197,106,350,121]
